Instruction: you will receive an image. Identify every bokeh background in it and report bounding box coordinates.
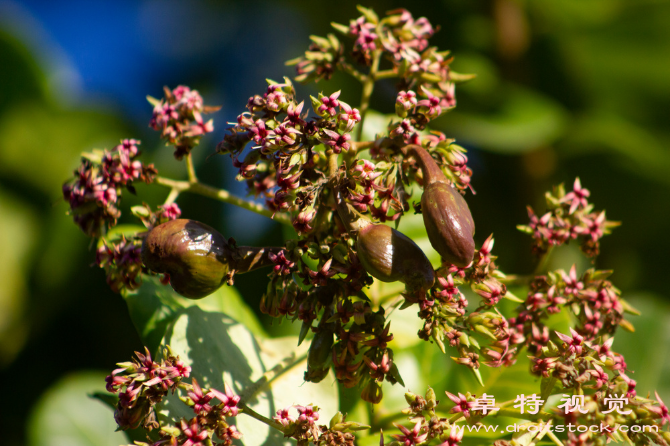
[1,0,669,445]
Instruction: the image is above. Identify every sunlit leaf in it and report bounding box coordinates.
[158,306,339,446]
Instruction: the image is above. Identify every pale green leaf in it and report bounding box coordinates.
[27,372,127,446]
[158,306,339,446]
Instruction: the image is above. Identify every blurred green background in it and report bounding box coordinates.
[1,0,669,445]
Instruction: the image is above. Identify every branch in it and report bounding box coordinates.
[185,153,198,183]
[375,69,396,80]
[356,49,382,142]
[154,176,293,226]
[239,403,286,432]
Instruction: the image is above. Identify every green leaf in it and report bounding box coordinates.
[123,275,266,354]
[122,276,186,355]
[27,371,128,446]
[437,84,568,154]
[158,306,339,446]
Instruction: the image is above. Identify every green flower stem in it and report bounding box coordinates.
[238,351,309,404]
[448,413,465,423]
[356,49,382,142]
[340,61,366,83]
[239,402,286,432]
[163,187,180,206]
[185,152,198,183]
[154,176,293,226]
[375,69,397,80]
[327,149,339,178]
[352,140,375,152]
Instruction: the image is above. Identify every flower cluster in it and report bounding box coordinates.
[62,139,157,237]
[96,236,143,293]
[518,178,620,257]
[273,406,367,445]
[217,79,363,234]
[415,234,517,372]
[108,348,243,446]
[346,159,406,222]
[380,388,465,446]
[380,386,670,446]
[509,265,635,358]
[149,85,220,159]
[105,347,191,430]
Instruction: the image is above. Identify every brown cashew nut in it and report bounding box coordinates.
[405,144,475,267]
[142,219,281,299]
[335,186,435,292]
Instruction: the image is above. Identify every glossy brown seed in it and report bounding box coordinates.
[142,219,234,299]
[356,223,435,292]
[421,181,475,267]
[407,144,475,267]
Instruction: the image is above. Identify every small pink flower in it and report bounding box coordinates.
[318,91,341,116]
[445,391,474,418]
[273,407,295,427]
[338,102,361,132]
[319,129,351,153]
[268,250,295,276]
[650,391,670,427]
[392,421,428,446]
[187,378,214,415]
[180,418,209,446]
[158,203,182,221]
[555,328,585,356]
[563,177,590,214]
[562,265,584,296]
[417,86,442,118]
[396,90,417,111]
[208,382,240,417]
[439,424,464,446]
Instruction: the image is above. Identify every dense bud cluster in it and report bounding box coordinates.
[107,348,243,445]
[149,85,219,159]
[62,139,157,237]
[518,178,619,257]
[105,347,192,431]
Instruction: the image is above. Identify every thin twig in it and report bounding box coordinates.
[163,188,180,206]
[340,61,366,83]
[356,49,382,142]
[185,153,198,183]
[374,69,396,80]
[239,402,285,432]
[154,176,293,226]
